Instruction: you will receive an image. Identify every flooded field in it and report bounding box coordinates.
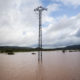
[0,51,80,80]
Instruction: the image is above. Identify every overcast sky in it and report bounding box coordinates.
[0,0,80,48]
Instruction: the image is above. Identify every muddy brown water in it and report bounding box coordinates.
[0,51,80,80]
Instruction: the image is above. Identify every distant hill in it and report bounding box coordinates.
[0,44,80,52]
[0,46,33,49]
[43,44,80,51]
[0,46,34,52]
[64,45,80,50]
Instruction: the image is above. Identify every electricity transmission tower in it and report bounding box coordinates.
[34,6,47,62]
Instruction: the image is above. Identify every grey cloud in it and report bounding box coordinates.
[0,0,80,48]
[0,0,40,46]
[43,14,80,48]
[75,29,80,37]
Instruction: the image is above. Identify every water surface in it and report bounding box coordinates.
[0,51,80,80]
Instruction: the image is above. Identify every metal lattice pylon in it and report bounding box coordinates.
[34,6,47,62]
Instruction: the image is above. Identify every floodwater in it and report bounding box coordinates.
[0,51,80,80]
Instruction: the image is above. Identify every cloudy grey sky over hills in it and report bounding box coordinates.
[0,0,80,48]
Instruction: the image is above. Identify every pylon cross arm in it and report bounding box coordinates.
[34,6,47,12]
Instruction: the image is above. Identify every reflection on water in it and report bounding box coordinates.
[37,51,43,80]
[0,51,80,80]
[38,51,42,63]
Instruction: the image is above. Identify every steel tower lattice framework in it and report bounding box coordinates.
[34,6,47,62]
